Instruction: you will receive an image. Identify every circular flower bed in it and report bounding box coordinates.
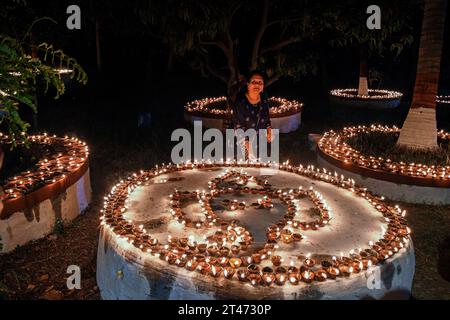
[184,96,303,133]
[317,125,450,204]
[97,160,414,299]
[0,133,91,252]
[329,89,403,109]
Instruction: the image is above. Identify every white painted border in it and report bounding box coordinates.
[0,168,92,253]
[318,154,450,205]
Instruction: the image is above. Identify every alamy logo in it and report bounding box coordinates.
[171,121,279,164]
[66,5,81,30]
[66,265,81,289]
[366,266,382,290]
[366,5,381,30]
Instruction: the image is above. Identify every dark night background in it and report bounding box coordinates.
[0,0,450,300]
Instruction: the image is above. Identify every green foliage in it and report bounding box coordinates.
[138,0,337,89]
[0,25,87,148]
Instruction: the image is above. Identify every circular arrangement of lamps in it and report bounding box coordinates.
[329,89,403,109]
[98,160,412,292]
[317,125,450,188]
[0,132,89,219]
[184,96,303,119]
[437,95,450,104]
[184,96,303,133]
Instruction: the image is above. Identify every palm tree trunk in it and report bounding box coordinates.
[357,46,369,96]
[0,146,4,216]
[397,0,447,149]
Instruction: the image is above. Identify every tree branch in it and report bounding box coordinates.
[196,50,228,84]
[266,16,304,28]
[198,36,229,55]
[251,0,270,70]
[260,36,302,55]
[266,73,282,87]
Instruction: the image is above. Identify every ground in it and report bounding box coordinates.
[0,76,449,299]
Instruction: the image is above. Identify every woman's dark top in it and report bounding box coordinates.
[232,91,271,131]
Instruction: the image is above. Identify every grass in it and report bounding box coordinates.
[347,131,450,166]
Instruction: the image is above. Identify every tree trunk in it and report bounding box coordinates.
[357,46,369,96]
[0,146,4,215]
[397,0,447,149]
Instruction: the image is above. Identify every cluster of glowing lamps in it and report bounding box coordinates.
[437,95,450,104]
[99,159,411,287]
[0,132,89,200]
[0,69,73,98]
[330,89,403,100]
[184,96,303,117]
[318,125,450,181]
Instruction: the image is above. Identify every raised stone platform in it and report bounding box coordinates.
[317,153,450,205]
[97,164,414,300]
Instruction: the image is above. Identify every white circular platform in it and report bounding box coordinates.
[97,164,414,300]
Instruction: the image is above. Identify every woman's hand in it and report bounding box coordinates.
[245,139,250,154]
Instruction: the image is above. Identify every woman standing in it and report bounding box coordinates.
[232,70,272,160]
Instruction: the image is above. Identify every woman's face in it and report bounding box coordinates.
[247,75,264,95]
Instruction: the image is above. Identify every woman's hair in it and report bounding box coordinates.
[246,69,267,84]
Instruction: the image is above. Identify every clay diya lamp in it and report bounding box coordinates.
[303,255,316,268]
[378,250,390,261]
[338,263,353,277]
[247,264,260,274]
[280,229,293,244]
[248,274,261,286]
[231,245,241,255]
[292,233,304,242]
[238,202,246,210]
[314,269,328,281]
[197,243,207,253]
[262,267,275,285]
[251,253,262,264]
[193,254,206,263]
[219,246,230,257]
[241,255,253,266]
[166,253,178,265]
[267,232,279,242]
[185,260,198,271]
[178,237,189,248]
[218,257,229,267]
[237,269,249,282]
[299,222,310,231]
[300,268,315,283]
[271,255,283,267]
[351,259,364,273]
[210,265,222,278]
[175,257,186,268]
[275,267,287,286]
[359,251,371,269]
[229,257,242,269]
[288,272,300,285]
[197,262,211,275]
[326,265,340,279]
[223,267,235,279]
